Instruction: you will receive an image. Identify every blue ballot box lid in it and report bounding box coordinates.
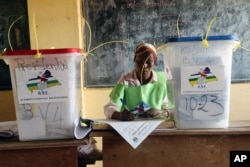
[167,35,238,43]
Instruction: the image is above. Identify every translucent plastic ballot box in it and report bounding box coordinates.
[3,48,83,141]
[165,35,238,129]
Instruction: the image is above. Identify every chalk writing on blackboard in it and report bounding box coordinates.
[83,0,250,87]
[0,0,30,90]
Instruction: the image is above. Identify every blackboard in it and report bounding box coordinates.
[83,0,250,87]
[0,0,30,90]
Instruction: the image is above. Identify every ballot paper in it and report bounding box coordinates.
[74,118,172,149]
[95,119,165,149]
[74,117,93,140]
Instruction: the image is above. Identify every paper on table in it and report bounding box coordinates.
[0,121,18,139]
[95,119,165,149]
[74,117,93,140]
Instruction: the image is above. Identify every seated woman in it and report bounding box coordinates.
[104,43,169,121]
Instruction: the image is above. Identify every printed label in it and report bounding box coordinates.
[15,68,69,104]
[181,65,226,94]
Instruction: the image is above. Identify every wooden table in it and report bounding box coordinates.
[90,120,250,167]
[0,138,85,167]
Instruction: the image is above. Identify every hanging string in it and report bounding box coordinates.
[32,14,41,58]
[140,55,151,84]
[202,17,217,48]
[177,14,181,38]
[234,40,250,52]
[88,40,128,53]
[0,48,6,59]
[82,17,92,55]
[234,41,241,52]
[81,17,128,59]
[7,16,23,51]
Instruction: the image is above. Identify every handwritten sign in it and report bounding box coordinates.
[17,102,78,140]
[15,57,70,104]
[177,94,226,121]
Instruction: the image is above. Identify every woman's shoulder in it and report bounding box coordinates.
[117,70,139,85]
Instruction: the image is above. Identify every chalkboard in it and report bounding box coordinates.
[0,0,30,90]
[83,0,250,87]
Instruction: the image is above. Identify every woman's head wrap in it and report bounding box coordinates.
[134,43,157,63]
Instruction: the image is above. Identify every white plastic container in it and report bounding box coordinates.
[3,48,82,140]
[165,35,238,129]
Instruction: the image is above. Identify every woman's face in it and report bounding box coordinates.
[134,53,155,81]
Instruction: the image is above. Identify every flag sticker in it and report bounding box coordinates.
[15,68,69,104]
[26,70,61,93]
[181,65,226,94]
[188,67,218,87]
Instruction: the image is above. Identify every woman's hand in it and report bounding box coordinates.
[145,108,170,118]
[111,110,134,121]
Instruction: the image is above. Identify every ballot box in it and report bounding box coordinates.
[3,48,83,140]
[165,35,237,129]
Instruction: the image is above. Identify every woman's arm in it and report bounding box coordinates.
[104,100,134,121]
